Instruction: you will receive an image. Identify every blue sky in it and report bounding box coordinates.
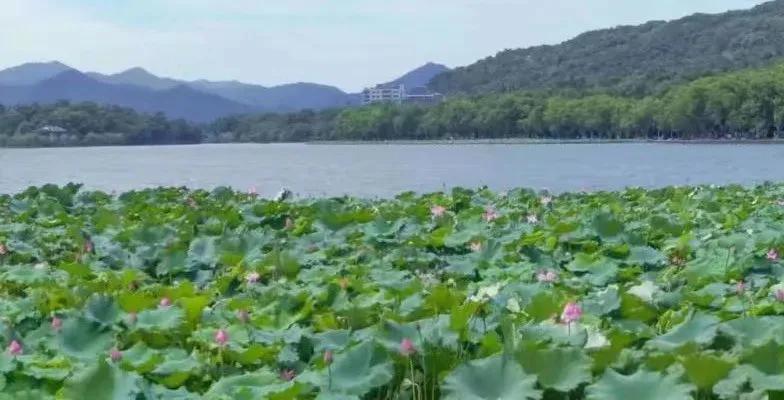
[0,0,764,91]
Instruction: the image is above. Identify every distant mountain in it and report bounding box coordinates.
[0,70,250,122]
[430,0,784,95]
[87,67,181,90]
[0,61,446,120]
[86,66,356,112]
[0,61,73,85]
[385,62,450,88]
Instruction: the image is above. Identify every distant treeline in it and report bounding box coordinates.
[0,102,201,147]
[5,62,784,147]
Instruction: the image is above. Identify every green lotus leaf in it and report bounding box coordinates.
[586,369,695,400]
[626,246,666,266]
[517,343,593,392]
[58,317,113,360]
[679,352,734,390]
[85,294,120,327]
[592,212,624,240]
[120,342,161,373]
[442,354,541,400]
[326,341,394,396]
[135,307,184,331]
[648,312,720,350]
[202,370,285,400]
[64,360,140,400]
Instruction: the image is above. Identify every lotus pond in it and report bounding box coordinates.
[1,184,784,399]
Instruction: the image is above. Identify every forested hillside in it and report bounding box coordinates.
[431,0,784,96]
[6,60,784,147]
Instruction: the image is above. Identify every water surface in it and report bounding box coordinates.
[2,143,783,197]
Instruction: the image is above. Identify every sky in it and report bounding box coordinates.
[0,0,766,92]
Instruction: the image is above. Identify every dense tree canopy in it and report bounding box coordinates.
[5,61,784,147]
[0,101,201,147]
[430,0,784,96]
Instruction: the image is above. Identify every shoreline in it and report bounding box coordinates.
[306,138,784,145]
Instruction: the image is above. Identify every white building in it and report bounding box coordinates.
[361,84,405,105]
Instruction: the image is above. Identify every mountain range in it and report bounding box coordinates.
[431,0,784,95]
[0,61,450,122]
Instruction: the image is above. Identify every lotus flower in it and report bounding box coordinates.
[51,316,63,331]
[280,368,296,381]
[83,240,94,254]
[7,340,22,356]
[323,350,333,365]
[400,338,416,356]
[776,199,784,207]
[768,249,780,262]
[469,241,483,252]
[0,243,7,255]
[246,272,261,284]
[248,186,257,196]
[127,312,137,324]
[431,205,447,218]
[110,347,122,362]
[561,302,582,324]
[541,196,553,206]
[736,281,746,295]
[537,270,558,283]
[237,310,250,323]
[526,214,539,224]
[215,329,229,346]
[285,217,294,230]
[159,297,172,308]
[483,207,499,222]
[776,289,784,302]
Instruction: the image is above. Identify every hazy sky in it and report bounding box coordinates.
[0,0,765,91]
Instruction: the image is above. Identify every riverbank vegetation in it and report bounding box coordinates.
[6,62,784,147]
[1,183,784,398]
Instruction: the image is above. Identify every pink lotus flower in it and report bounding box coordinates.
[483,207,499,222]
[7,340,22,356]
[540,196,553,206]
[431,205,447,218]
[526,214,539,224]
[110,347,122,362]
[768,249,780,262]
[237,310,250,323]
[215,329,229,346]
[469,241,483,253]
[51,316,63,331]
[0,243,7,255]
[399,338,416,356]
[776,289,784,302]
[736,281,746,295]
[323,350,333,365]
[561,302,582,324]
[537,270,558,283]
[248,186,258,196]
[280,368,296,381]
[246,272,261,284]
[159,297,172,308]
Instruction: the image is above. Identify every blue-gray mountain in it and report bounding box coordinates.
[0,62,449,122]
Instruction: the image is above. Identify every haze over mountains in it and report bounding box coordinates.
[0,61,450,122]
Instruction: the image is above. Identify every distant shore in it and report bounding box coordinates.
[306,138,784,145]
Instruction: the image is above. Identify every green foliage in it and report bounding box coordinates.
[0,183,784,398]
[430,1,784,96]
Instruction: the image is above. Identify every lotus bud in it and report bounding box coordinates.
[323,350,333,365]
[51,316,63,331]
[7,340,22,356]
[159,297,172,308]
[110,347,122,362]
[399,338,416,357]
[215,329,229,346]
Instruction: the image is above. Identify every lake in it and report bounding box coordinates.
[2,143,784,197]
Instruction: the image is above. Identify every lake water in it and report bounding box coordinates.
[2,143,784,197]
